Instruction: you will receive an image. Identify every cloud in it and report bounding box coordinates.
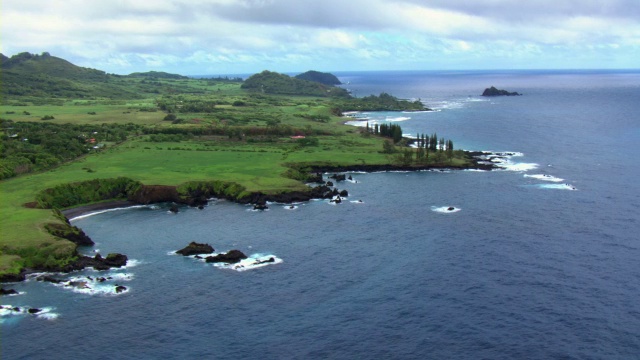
[1,0,639,73]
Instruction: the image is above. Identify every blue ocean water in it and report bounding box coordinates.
[3,70,640,359]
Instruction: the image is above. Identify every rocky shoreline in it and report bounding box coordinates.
[58,152,496,219]
[1,152,498,283]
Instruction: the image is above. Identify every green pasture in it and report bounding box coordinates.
[0,101,164,125]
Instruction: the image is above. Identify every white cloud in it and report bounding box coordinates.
[1,0,639,73]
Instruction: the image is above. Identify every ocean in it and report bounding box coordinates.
[2,70,640,359]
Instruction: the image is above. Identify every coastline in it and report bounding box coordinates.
[2,153,498,282]
[61,200,139,220]
[57,157,496,220]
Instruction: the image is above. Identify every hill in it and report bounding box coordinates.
[0,52,141,100]
[294,70,341,85]
[241,70,349,97]
[126,71,189,79]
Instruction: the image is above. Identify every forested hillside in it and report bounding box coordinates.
[241,70,349,97]
[294,70,342,85]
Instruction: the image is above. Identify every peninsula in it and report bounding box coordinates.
[0,52,493,280]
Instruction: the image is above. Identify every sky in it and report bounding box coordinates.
[2,0,639,75]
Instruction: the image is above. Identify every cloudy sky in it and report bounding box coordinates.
[2,0,639,75]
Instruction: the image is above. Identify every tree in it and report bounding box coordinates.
[416,146,425,163]
[392,125,402,143]
[429,133,438,152]
[401,149,413,165]
[382,140,396,154]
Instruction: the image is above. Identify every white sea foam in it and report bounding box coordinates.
[122,259,142,269]
[212,254,283,272]
[0,305,59,322]
[499,162,539,171]
[284,205,299,210]
[36,309,60,321]
[345,120,374,127]
[385,116,411,122]
[524,174,564,182]
[536,184,578,191]
[478,151,538,172]
[49,272,133,296]
[69,205,148,222]
[431,206,461,213]
[350,200,365,204]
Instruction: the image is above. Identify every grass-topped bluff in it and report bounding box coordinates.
[0,52,481,280]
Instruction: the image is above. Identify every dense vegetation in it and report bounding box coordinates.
[294,70,342,85]
[0,52,228,103]
[35,177,143,209]
[0,119,138,179]
[241,70,349,97]
[126,71,189,79]
[334,92,429,112]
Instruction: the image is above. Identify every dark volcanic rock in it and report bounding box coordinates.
[339,190,349,197]
[176,242,215,256]
[45,222,95,246]
[329,173,347,181]
[169,205,180,213]
[0,287,18,296]
[104,253,128,267]
[307,172,324,183]
[74,253,128,271]
[28,308,41,314]
[115,285,127,293]
[205,250,248,264]
[253,203,269,211]
[0,273,26,283]
[481,86,521,96]
[129,185,181,204]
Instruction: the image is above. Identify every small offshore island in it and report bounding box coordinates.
[482,86,522,96]
[1,52,499,281]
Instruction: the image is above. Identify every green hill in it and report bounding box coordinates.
[241,70,349,97]
[295,70,342,85]
[0,52,139,100]
[126,71,189,79]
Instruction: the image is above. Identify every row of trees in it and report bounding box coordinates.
[413,132,455,164]
[365,122,403,143]
[414,133,453,152]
